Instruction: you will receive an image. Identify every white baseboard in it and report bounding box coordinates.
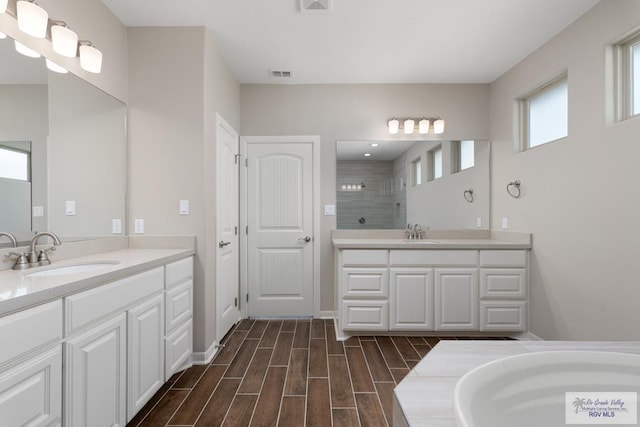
[319,310,335,319]
[191,340,220,365]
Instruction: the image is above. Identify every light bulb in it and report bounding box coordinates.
[0,32,7,39]
[433,119,445,134]
[404,119,414,134]
[419,119,430,134]
[51,24,78,58]
[17,0,49,38]
[46,59,68,74]
[79,44,102,73]
[0,0,7,14]
[388,119,399,134]
[15,40,40,58]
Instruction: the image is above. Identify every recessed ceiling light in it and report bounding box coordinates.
[364,153,371,157]
[370,143,379,147]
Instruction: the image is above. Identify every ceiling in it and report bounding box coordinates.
[101,0,600,85]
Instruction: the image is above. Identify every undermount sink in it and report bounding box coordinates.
[25,261,120,277]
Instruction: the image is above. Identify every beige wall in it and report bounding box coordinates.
[241,84,490,310]
[128,27,240,354]
[490,0,640,340]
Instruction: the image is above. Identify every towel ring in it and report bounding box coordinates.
[463,189,474,203]
[507,180,521,198]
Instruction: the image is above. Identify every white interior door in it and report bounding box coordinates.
[216,115,240,338]
[246,141,314,317]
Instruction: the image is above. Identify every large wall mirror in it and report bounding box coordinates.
[336,139,490,230]
[0,35,126,247]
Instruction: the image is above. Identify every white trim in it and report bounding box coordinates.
[191,340,220,365]
[239,135,322,319]
[319,310,335,319]
[510,331,543,341]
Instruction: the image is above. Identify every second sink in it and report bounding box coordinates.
[25,261,120,277]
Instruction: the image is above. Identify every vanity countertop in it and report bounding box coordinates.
[332,238,531,249]
[393,340,640,426]
[0,248,194,316]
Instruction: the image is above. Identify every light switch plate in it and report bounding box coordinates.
[501,217,508,230]
[33,206,44,217]
[323,204,336,216]
[179,200,189,215]
[112,219,122,234]
[134,218,144,234]
[65,201,76,216]
[476,217,482,228]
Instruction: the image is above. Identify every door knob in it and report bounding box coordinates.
[218,241,231,248]
[298,236,312,243]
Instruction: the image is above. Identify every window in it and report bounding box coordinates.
[411,157,422,186]
[519,74,568,150]
[0,146,29,181]
[614,31,640,120]
[427,145,442,181]
[452,140,474,173]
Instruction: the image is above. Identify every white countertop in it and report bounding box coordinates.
[0,248,194,316]
[332,238,531,249]
[393,340,640,426]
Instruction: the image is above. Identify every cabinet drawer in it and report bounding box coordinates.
[166,257,193,288]
[342,268,388,298]
[479,250,526,267]
[165,319,193,380]
[480,269,526,299]
[166,279,193,332]
[390,250,477,266]
[340,301,388,331]
[0,300,62,367]
[65,267,164,335]
[342,250,388,267]
[480,301,527,331]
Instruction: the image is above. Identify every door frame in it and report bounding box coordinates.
[239,135,321,319]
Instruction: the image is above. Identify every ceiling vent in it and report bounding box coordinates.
[270,69,293,78]
[299,0,332,13]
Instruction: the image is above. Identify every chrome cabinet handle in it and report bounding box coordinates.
[298,236,312,243]
[218,241,231,248]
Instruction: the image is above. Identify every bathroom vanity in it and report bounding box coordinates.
[332,230,531,340]
[0,246,194,426]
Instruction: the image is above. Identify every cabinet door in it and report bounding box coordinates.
[128,294,165,421]
[389,268,434,330]
[435,269,479,331]
[0,346,62,427]
[340,300,388,331]
[165,319,193,379]
[65,313,126,427]
[341,268,389,298]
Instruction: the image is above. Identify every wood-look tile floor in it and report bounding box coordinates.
[128,319,509,426]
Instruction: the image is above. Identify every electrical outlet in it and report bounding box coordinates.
[134,218,144,234]
[33,206,44,217]
[476,217,482,228]
[323,204,336,216]
[112,219,122,234]
[501,217,508,230]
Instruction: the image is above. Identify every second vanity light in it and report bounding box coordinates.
[388,117,445,135]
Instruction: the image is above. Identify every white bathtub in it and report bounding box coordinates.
[454,351,640,427]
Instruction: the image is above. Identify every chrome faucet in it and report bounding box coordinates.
[405,224,426,239]
[28,232,62,266]
[0,232,17,248]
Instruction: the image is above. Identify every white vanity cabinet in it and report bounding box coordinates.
[164,257,194,379]
[0,300,63,426]
[479,250,528,331]
[335,246,528,338]
[64,266,166,426]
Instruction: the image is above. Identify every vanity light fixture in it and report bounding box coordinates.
[79,41,102,73]
[14,40,40,57]
[51,22,78,57]
[0,0,7,14]
[370,143,379,147]
[388,117,445,135]
[46,58,68,74]
[16,0,49,38]
[388,118,399,135]
[363,153,371,157]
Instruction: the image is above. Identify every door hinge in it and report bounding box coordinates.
[246,226,248,235]
[234,154,241,164]
[234,297,238,307]
[234,226,238,235]
[246,293,249,302]
[245,158,248,167]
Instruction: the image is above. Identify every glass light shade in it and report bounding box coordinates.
[404,119,415,134]
[433,118,445,134]
[17,1,49,38]
[15,40,40,58]
[419,119,430,134]
[51,25,78,57]
[79,44,103,73]
[0,0,7,14]
[0,32,7,39]
[388,119,399,134]
[46,59,68,74]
